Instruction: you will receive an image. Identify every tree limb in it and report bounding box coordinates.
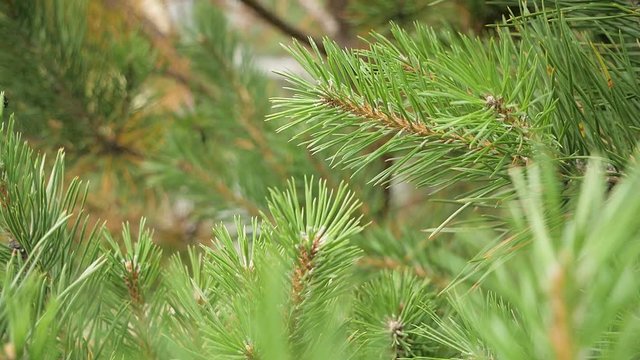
[235,0,327,55]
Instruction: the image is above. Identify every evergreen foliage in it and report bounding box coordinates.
[0,0,389,238]
[271,3,638,221]
[1,0,640,359]
[0,0,156,167]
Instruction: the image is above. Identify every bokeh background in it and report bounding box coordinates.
[0,0,508,274]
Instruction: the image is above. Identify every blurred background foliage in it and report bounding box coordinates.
[2,1,640,358]
[0,0,508,261]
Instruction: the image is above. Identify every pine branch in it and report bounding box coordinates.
[235,0,327,55]
[319,92,505,157]
[0,112,110,357]
[430,156,640,358]
[272,7,640,221]
[290,228,324,305]
[272,31,532,206]
[106,0,214,99]
[195,34,288,178]
[352,271,438,358]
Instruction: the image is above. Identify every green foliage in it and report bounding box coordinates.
[1,1,640,359]
[347,0,433,31]
[269,1,640,359]
[271,3,639,239]
[420,155,640,359]
[0,106,107,358]
[145,1,390,226]
[0,0,156,155]
[145,1,281,218]
[0,105,393,358]
[353,271,438,358]
[4,102,640,358]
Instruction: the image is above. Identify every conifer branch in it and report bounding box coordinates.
[291,228,324,305]
[3,3,640,359]
[196,36,288,178]
[105,0,194,91]
[235,0,327,55]
[107,0,222,109]
[114,0,290,180]
[320,94,500,154]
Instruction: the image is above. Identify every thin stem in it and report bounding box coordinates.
[320,94,501,156]
[235,0,327,55]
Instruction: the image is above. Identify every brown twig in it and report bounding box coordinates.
[326,0,353,47]
[550,263,574,360]
[235,0,327,55]
[291,229,323,305]
[321,95,501,156]
[123,259,144,305]
[288,228,325,336]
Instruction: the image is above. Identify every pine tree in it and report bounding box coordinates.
[1,0,640,359]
